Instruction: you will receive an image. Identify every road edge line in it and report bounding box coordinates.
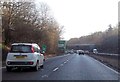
[87,55,120,75]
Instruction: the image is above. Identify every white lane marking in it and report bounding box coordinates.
[87,55,120,75]
[41,75,48,78]
[60,64,64,66]
[66,60,69,62]
[41,69,44,70]
[53,67,59,72]
[64,62,67,64]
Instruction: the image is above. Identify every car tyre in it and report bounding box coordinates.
[40,60,44,69]
[33,62,39,71]
[43,59,45,61]
[40,65,44,69]
[6,66,12,72]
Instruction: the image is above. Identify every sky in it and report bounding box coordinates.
[36,0,119,40]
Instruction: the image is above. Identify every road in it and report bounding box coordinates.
[2,53,119,80]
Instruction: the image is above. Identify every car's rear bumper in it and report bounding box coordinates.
[6,60,36,67]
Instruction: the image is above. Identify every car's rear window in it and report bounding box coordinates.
[10,45,32,53]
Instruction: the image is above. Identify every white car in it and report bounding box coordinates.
[6,43,44,72]
[77,50,84,55]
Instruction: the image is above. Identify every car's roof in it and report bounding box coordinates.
[12,43,38,46]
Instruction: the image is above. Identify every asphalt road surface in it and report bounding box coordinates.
[2,53,120,80]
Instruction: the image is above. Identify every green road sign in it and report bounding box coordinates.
[58,40,66,44]
[58,40,66,49]
[42,44,47,52]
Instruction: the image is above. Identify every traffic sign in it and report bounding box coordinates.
[42,44,47,52]
[58,40,66,48]
[58,40,66,51]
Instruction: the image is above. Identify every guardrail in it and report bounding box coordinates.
[97,53,119,56]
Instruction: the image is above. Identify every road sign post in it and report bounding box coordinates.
[42,44,47,52]
[58,40,66,53]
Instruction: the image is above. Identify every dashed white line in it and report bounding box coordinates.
[41,75,48,78]
[60,64,64,66]
[41,69,44,70]
[66,60,69,62]
[53,67,59,72]
[64,62,67,64]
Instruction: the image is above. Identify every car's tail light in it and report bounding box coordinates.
[28,62,34,65]
[31,46,34,53]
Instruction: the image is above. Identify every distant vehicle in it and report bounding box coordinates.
[93,49,98,54]
[69,50,74,54]
[66,50,74,54]
[6,43,44,72]
[77,50,84,55]
[73,50,77,53]
[84,50,89,54]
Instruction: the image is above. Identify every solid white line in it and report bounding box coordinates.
[53,67,59,72]
[87,55,120,75]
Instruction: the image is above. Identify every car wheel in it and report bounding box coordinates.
[6,66,12,72]
[40,60,44,69]
[43,59,45,61]
[33,62,39,71]
[40,65,44,69]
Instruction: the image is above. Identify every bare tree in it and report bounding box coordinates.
[2,2,63,54]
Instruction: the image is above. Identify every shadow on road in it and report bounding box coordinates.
[6,68,43,73]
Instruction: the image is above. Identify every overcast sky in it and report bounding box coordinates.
[36,0,119,40]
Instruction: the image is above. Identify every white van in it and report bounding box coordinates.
[93,49,98,54]
[6,43,44,72]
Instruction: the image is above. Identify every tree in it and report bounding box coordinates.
[67,24,118,54]
[2,2,63,54]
